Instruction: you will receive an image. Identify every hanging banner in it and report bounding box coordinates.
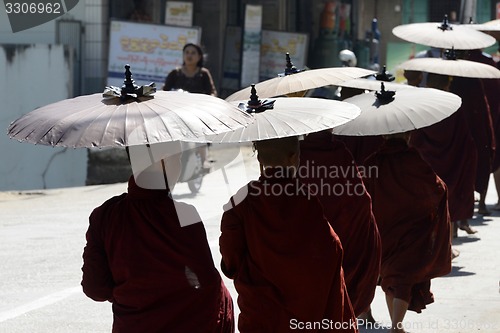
[107,20,201,87]
[165,1,193,27]
[260,30,308,80]
[240,4,262,88]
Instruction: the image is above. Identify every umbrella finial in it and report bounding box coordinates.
[248,84,261,108]
[375,82,396,104]
[103,65,156,101]
[439,14,453,31]
[375,65,395,82]
[243,84,275,114]
[122,64,138,95]
[284,52,301,76]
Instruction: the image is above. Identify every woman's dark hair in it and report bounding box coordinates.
[183,43,204,67]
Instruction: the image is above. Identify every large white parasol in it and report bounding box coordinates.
[397,57,500,79]
[8,66,254,148]
[392,15,496,50]
[209,85,361,143]
[332,83,462,136]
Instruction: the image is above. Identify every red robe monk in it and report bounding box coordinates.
[335,135,384,166]
[220,136,358,333]
[468,49,500,211]
[299,130,381,316]
[364,135,452,332]
[450,74,495,214]
[467,49,499,171]
[82,176,234,333]
[409,73,477,234]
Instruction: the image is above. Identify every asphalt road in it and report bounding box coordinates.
[1,144,500,332]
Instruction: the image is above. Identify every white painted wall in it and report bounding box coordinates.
[0,45,87,191]
[0,1,86,44]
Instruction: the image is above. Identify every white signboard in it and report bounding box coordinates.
[240,4,262,88]
[165,1,193,27]
[107,20,201,88]
[260,30,308,80]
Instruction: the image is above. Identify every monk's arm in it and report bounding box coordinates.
[81,212,114,302]
[219,207,246,279]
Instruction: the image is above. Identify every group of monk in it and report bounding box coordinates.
[218,49,500,332]
[80,49,499,333]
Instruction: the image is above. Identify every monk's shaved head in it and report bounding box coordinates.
[403,70,422,87]
[254,136,299,167]
[426,73,451,91]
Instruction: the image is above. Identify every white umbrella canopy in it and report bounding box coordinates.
[464,20,500,40]
[392,15,496,50]
[483,19,500,26]
[332,84,462,136]
[338,78,415,91]
[208,86,361,143]
[225,67,375,102]
[397,57,500,79]
[7,66,254,148]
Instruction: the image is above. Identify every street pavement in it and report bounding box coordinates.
[1,144,499,332]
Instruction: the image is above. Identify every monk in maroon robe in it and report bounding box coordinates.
[450,72,495,217]
[364,133,452,333]
[299,130,381,317]
[409,73,477,236]
[220,136,358,333]
[82,150,234,333]
[467,49,500,211]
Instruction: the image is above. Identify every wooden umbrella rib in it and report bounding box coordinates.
[141,100,174,144]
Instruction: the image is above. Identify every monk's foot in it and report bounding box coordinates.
[458,224,478,234]
[492,203,500,211]
[452,248,460,260]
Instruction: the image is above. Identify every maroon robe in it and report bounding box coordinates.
[299,131,381,316]
[220,168,358,333]
[410,107,477,222]
[82,177,234,333]
[468,50,500,170]
[450,75,495,193]
[335,135,384,166]
[364,139,452,313]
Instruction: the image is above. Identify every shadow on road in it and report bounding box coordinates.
[452,236,481,245]
[443,265,475,278]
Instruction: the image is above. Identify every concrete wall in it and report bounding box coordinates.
[0,44,87,191]
[0,0,109,95]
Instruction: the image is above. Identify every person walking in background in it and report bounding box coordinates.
[81,143,234,333]
[163,43,217,168]
[163,43,217,96]
[219,136,358,333]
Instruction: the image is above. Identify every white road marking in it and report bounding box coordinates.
[0,287,81,322]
